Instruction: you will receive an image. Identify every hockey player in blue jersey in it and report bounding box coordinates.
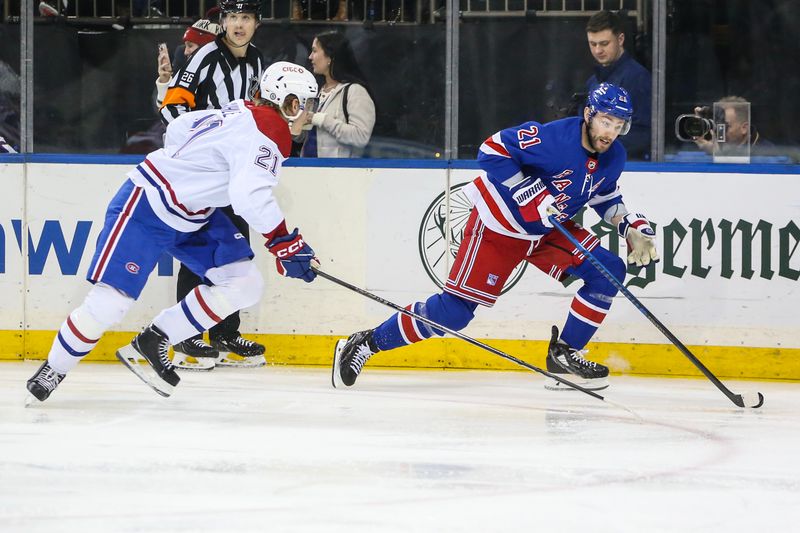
[333,83,658,391]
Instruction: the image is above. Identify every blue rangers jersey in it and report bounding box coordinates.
[464,116,627,241]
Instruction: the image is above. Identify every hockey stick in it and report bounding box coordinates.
[547,215,764,409]
[312,266,638,416]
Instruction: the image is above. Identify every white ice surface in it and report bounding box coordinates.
[1,362,798,533]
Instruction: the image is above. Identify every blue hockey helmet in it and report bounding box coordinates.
[586,83,633,135]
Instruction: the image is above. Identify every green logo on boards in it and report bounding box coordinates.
[417,182,800,292]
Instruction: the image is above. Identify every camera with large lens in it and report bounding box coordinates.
[674,106,724,142]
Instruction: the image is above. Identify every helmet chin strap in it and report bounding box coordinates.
[222,34,252,49]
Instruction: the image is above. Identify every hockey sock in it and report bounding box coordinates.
[372,292,478,351]
[48,310,103,374]
[560,248,625,349]
[48,283,134,374]
[153,260,263,344]
[152,285,232,345]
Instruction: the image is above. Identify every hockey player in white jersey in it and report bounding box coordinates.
[26,61,320,402]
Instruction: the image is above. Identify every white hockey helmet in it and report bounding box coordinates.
[259,61,318,121]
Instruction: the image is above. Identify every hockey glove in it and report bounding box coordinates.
[266,229,318,283]
[513,178,558,228]
[617,213,659,267]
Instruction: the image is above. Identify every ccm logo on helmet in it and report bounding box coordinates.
[276,239,305,257]
[282,66,305,73]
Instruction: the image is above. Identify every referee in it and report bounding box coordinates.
[160,0,267,370]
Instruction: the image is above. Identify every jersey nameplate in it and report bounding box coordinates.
[512,179,546,207]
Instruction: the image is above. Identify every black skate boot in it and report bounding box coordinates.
[544,325,609,391]
[332,329,379,388]
[211,334,266,368]
[172,335,218,371]
[116,324,181,397]
[26,361,66,402]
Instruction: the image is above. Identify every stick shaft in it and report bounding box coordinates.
[312,267,608,402]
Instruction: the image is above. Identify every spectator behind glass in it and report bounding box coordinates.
[585,10,652,160]
[692,96,773,156]
[155,19,222,109]
[300,31,375,158]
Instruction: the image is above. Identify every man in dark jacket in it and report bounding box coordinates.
[585,10,652,160]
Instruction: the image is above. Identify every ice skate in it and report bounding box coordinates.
[211,335,266,368]
[26,361,66,403]
[332,329,378,388]
[172,336,217,371]
[116,325,181,397]
[544,325,609,391]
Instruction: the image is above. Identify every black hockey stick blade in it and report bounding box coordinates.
[547,215,764,409]
[312,266,639,417]
[734,391,765,409]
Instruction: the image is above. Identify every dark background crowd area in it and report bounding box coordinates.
[0,0,798,161]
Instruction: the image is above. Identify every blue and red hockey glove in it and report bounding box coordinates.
[266,228,318,283]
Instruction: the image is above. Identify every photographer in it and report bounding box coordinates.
[689,96,770,156]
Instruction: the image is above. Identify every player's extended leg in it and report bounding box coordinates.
[332,208,527,388]
[332,292,478,388]
[547,246,626,391]
[26,283,135,403]
[29,180,170,402]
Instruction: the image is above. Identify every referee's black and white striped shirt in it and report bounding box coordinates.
[160,35,264,125]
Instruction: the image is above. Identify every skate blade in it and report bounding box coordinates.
[24,394,37,408]
[215,352,266,368]
[331,339,347,389]
[116,344,175,397]
[544,375,609,391]
[172,353,216,372]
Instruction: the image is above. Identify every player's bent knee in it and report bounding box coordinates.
[426,292,478,333]
[595,248,627,286]
[206,260,264,310]
[77,283,136,337]
[606,254,627,284]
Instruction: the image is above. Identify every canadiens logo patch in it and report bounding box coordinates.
[125,262,141,274]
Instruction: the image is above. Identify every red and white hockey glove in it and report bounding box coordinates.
[265,228,318,283]
[513,178,558,228]
[617,213,659,267]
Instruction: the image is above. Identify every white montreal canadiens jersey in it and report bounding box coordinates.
[465,116,626,241]
[127,99,291,234]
